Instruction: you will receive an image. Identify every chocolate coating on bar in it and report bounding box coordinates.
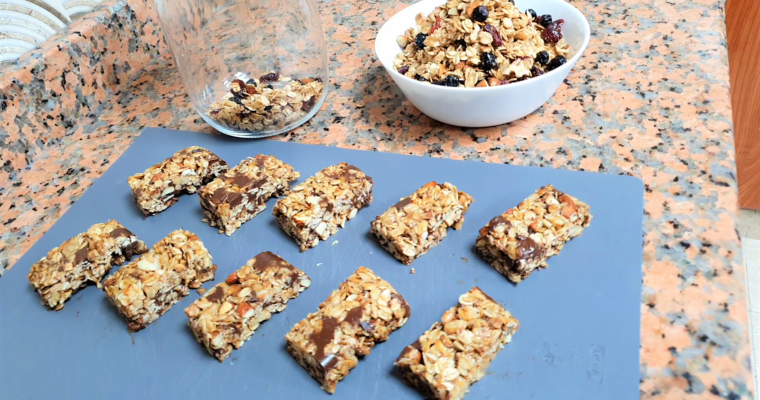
[206,287,226,303]
[310,317,340,371]
[393,197,413,211]
[74,246,89,265]
[251,251,297,273]
[108,227,132,239]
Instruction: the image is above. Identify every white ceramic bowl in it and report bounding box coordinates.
[375,0,590,127]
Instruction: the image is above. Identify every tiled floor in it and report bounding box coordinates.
[741,209,760,394]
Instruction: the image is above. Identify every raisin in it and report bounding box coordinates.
[471,6,489,23]
[265,84,274,89]
[415,74,428,82]
[432,80,444,86]
[245,78,257,86]
[230,79,249,99]
[454,38,467,49]
[398,65,410,75]
[535,50,550,65]
[483,24,503,47]
[315,77,323,83]
[526,9,537,20]
[415,32,428,49]
[264,105,274,112]
[231,96,243,105]
[538,14,552,28]
[443,75,460,87]
[531,66,545,77]
[542,19,564,43]
[480,52,498,71]
[260,72,280,83]
[301,96,317,112]
[547,55,567,71]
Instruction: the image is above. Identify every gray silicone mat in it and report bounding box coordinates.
[0,128,643,399]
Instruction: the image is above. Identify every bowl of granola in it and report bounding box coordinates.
[375,0,590,127]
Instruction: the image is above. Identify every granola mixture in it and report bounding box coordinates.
[207,72,324,132]
[394,0,570,87]
[371,181,474,265]
[273,163,374,251]
[199,154,300,236]
[476,184,592,283]
[285,266,411,394]
[103,230,217,332]
[27,220,148,310]
[185,252,311,362]
[128,146,229,216]
[395,287,519,400]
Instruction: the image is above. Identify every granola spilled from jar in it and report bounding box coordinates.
[394,0,570,87]
[207,72,324,132]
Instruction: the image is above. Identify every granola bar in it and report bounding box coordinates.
[395,287,519,400]
[394,0,570,87]
[185,252,311,362]
[27,220,148,310]
[371,182,474,265]
[103,230,216,331]
[273,163,373,251]
[128,146,229,216]
[199,155,300,236]
[285,266,411,393]
[207,74,324,133]
[476,185,592,283]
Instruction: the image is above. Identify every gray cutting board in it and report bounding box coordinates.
[0,128,643,399]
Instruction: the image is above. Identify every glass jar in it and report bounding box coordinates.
[155,0,329,138]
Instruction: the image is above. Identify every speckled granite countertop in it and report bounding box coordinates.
[0,0,749,397]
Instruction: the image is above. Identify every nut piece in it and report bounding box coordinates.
[27,220,148,310]
[371,181,474,265]
[395,287,519,400]
[273,163,374,251]
[285,266,411,394]
[128,146,229,216]
[102,229,216,332]
[475,184,592,283]
[199,155,300,236]
[185,251,311,362]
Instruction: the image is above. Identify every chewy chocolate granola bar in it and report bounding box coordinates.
[185,252,311,362]
[103,230,216,332]
[27,220,148,310]
[476,185,592,283]
[199,155,300,236]
[371,182,474,265]
[395,287,519,400]
[285,267,410,394]
[273,163,373,251]
[128,146,229,216]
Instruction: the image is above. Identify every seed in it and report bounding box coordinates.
[480,52,498,71]
[547,55,567,71]
[535,50,550,65]
[471,5,489,23]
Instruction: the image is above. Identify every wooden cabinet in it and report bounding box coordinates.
[727,0,760,209]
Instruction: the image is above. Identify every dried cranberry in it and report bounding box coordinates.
[542,19,564,43]
[454,38,467,49]
[483,24,503,47]
[415,32,428,49]
[301,96,317,112]
[547,55,567,70]
[526,9,537,20]
[480,52,498,71]
[538,14,552,28]
[260,72,280,83]
[531,66,544,77]
[430,16,442,34]
[471,5,489,23]
[443,75,460,87]
[230,79,249,99]
[398,65,410,75]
